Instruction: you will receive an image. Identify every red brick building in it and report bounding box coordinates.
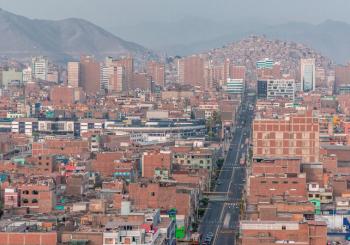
[32,139,89,157]
[177,55,205,88]
[128,182,192,217]
[147,61,165,87]
[0,232,57,245]
[240,220,327,245]
[18,180,56,213]
[49,86,75,105]
[80,55,100,95]
[248,173,307,203]
[253,112,320,163]
[141,150,172,179]
[25,155,55,175]
[91,152,125,177]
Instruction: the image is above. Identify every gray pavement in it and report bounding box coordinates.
[199,95,255,245]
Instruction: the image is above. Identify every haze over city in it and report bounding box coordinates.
[0,1,350,245]
[2,0,350,62]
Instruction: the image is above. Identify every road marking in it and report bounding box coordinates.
[213,128,245,245]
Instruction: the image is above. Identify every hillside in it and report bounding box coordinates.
[203,36,333,82]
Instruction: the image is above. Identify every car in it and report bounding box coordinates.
[207,232,214,237]
[204,237,212,244]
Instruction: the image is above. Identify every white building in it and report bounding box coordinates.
[266,79,295,101]
[100,57,125,92]
[32,56,48,81]
[224,78,245,94]
[100,64,114,91]
[301,58,316,92]
[22,67,32,83]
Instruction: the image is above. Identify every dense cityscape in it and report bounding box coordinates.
[1,3,350,245]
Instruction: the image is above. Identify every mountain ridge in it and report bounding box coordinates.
[0,9,155,62]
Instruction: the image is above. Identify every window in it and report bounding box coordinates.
[22,199,29,204]
[22,190,29,195]
[282,225,286,230]
[151,192,155,197]
[32,190,39,195]
[32,199,38,203]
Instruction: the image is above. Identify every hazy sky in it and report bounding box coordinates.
[0,0,350,27]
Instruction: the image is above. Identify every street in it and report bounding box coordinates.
[199,94,255,245]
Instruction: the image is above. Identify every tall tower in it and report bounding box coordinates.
[80,55,100,95]
[147,61,165,87]
[301,58,316,92]
[67,62,80,88]
[113,56,133,91]
[177,55,205,88]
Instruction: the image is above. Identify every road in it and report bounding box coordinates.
[199,94,255,245]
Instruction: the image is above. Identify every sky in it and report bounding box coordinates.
[1,0,350,61]
[0,0,350,27]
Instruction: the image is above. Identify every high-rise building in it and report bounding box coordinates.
[231,65,246,80]
[335,64,350,94]
[256,58,274,69]
[300,58,316,92]
[315,67,326,88]
[113,56,133,91]
[99,57,126,93]
[224,78,245,94]
[111,66,125,93]
[265,79,295,101]
[256,59,281,80]
[100,64,114,91]
[253,112,320,163]
[22,67,32,83]
[47,70,59,83]
[177,55,205,88]
[147,61,165,87]
[257,80,268,99]
[223,58,231,80]
[80,55,100,95]
[1,69,22,87]
[31,56,48,81]
[67,62,80,88]
[130,73,152,91]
